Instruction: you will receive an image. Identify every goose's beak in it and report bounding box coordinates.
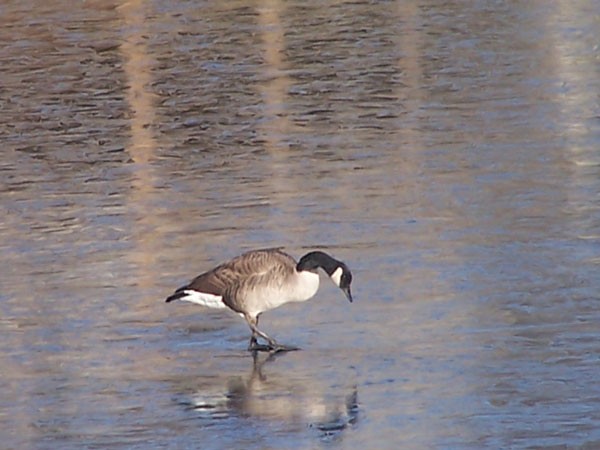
[342,286,353,303]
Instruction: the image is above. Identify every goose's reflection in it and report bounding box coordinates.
[176,351,359,438]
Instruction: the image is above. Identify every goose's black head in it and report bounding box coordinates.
[297,251,353,302]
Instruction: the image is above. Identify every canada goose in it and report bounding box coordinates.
[165,248,353,352]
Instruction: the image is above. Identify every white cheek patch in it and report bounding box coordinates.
[330,267,343,287]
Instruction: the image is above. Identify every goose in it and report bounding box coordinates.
[165,248,353,352]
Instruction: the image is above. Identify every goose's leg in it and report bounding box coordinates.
[245,314,278,351]
[248,331,258,350]
[244,314,299,353]
[247,314,260,350]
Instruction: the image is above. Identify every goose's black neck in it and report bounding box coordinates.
[296,251,340,275]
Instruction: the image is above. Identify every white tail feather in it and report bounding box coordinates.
[178,290,227,309]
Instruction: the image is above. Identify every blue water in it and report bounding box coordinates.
[1,0,599,448]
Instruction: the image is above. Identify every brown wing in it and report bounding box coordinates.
[183,248,296,297]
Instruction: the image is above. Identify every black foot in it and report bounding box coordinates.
[270,343,300,353]
[248,343,275,352]
[248,342,300,353]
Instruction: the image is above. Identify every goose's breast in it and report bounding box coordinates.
[288,270,320,302]
[244,270,320,314]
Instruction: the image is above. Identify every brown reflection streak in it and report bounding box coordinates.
[255,0,308,242]
[256,0,294,152]
[552,2,595,163]
[395,1,422,145]
[393,3,448,302]
[393,3,474,444]
[393,0,424,216]
[119,0,159,292]
[547,3,599,256]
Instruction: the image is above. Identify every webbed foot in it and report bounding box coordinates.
[248,341,300,353]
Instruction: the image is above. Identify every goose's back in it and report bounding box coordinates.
[185,248,297,308]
